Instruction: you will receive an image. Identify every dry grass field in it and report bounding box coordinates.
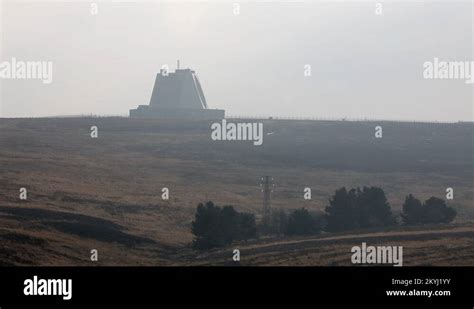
[0,117,472,265]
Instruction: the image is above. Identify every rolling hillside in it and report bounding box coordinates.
[0,117,472,265]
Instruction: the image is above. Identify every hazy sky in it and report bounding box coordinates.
[0,0,472,121]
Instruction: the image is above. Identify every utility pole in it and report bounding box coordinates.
[260,176,274,218]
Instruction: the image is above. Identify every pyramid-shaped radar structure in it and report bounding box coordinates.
[129,66,224,120]
[149,68,208,110]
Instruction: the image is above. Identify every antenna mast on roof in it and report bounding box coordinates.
[177,59,180,70]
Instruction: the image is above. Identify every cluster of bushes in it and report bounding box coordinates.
[402,195,456,225]
[191,187,457,250]
[325,187,397,232]
[259,186,398,236]
[324,187,456,232]
[191,201,257,250]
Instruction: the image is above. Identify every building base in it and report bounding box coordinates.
[130,106,225,120]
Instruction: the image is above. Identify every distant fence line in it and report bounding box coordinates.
[38,114,129,118]
[226,115,464,124]
[35,114,470,124]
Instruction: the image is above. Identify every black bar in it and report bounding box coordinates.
[0,267,472,306]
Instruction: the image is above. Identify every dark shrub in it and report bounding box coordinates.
[191,201,257,250]
[356,186,396,228]
[325,186,396,232]
[191,201,226,249]
[422,197,456,223]
[258,208,288,236]
[325,187,359,232]
[286,208,322,236]
[402,195,456,225]
[401,194,423,224]
[237,212,258,241]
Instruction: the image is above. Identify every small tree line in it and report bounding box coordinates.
[191,187,457,250]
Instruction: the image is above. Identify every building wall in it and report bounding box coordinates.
[149,69,206,110]
[130,106,225,120]
[131,68,224,120]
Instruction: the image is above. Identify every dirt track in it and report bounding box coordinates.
[182,224,474,266]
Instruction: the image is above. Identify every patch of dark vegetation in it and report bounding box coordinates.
[192,201,257,250]
[286,208,324,236]
[0,206,154,246]
[325,186,397,232]
[45,221,154,246]
[402,195,457,225]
